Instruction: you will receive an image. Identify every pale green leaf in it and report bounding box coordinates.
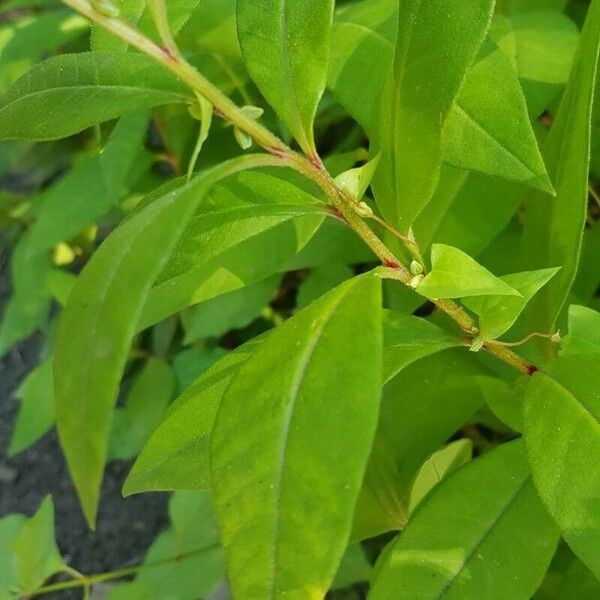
[464,267,559,341]
[444,39,552,193]
[138,171,324,329]
[561,305,600,355]
[352,350,488,542]
[370,441,559,600]
[11,497,64,595]
[408,439,473,514]
[210,274,382,599]
[416,244,521,300]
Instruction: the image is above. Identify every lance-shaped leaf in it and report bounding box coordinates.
[352,350,488,541]
[123,340,261,496]
[382,311,463,383]
[0,52,189,141]
[236,0,334,155]
[370,441,559,600]
[54,156,283,528]
[138,171,324,329]
[372,0,495,231]
[416,244,521,300]
[524,355,600,579]
[210,274,382,599]
[330,2,550,198]
[444,38,553,193]
[522,0,600,344]
[463,267,559,342]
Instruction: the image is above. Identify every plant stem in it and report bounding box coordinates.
[29,545,219,597]
[59,0,539,376]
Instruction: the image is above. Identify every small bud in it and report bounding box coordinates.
[410,260,424,276]
[409,274,424,289]
[91,0,121,18]
[551,331,562,344]
[240,105,264,120]
[234,126,253,150]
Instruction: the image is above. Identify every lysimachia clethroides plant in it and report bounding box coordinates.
[1,0,600,597]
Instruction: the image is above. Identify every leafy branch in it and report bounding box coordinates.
[60,0,536,375]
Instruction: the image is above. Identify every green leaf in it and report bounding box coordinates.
[382,311,463,383]
[236,0,334,155]
[463,267,560,341]
[561,305,600,355]
[11,497,65,595]
[138,171,324,329]
[123,340,260,496]
[0,52,189,141]
[182,276,279,343]
[210,274,382,599]
[490,10,579,116]
[54,156,272,528]
[127,491,224,600]
[107,358,176,460]
[372,0,495,231]
[9,358,54,456]
[408,439,473,514]
[172,347,226,394]
[331,544,371,591]
[352,350,487,541]
[0,514,26,600]
[444,38,553,193]
[370,441,559,600]
[416,244,521,300]
[522,0,600,343]
[27,112,149,254]
[296,264,353,309]
[0,9,89,91]
[333,154,380,201]
[524,354,600,578]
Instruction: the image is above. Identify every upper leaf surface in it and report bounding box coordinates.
[370,441,559,600]
[210,274,383,599]
[372,0,495,231]
[0,52,189,141]
[522,0,600,342]
[524,354,600,578]
[54,157,270,528]
[237,0,334,155]
[417,244,521,300]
